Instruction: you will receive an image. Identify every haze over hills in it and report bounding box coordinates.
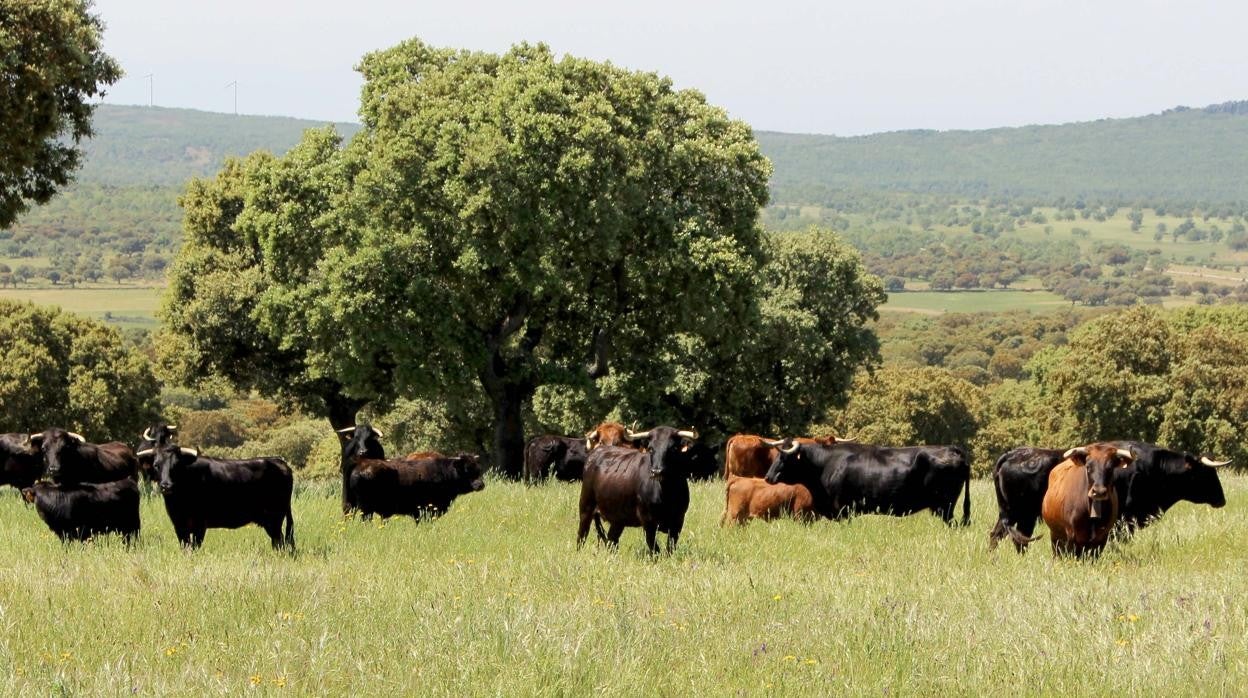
[6,101,1248,265]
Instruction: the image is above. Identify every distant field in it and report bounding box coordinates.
[1,477,1244,694]
[883,290,1069,314]
[0,286,161,329]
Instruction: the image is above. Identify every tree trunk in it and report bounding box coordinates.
[487,381,529,479]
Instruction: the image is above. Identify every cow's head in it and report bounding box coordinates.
[138,444,201,494]
[452,454,486,493]
[1161,451,1230,508]
[626,426,697,479]
[137,423,178,481]
[553,439,588,481]
[585,422,630,451]
[338,425,386,467]
[29,428,88,483]
[764,439,805,485]
[1064,444,1133,519]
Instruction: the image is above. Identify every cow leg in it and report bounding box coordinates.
[605,522,625,548]
[643,524,660,554]
[576,509,595,549]
[191,527,206,549]
[592,513,608,542]
[264,519,284,550]
[172,522,194,548]
[665,525,682,554]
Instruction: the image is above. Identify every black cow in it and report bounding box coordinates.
[2,433,43,490]
[349,453,485,520]
[763,441,971,525]
[576,426,698,553]
[988,441,1230,551]
[337,425,386,515]
[136,423,178,483]
[31,428,138,484]
[523,435,588,482]
[686,440,720,481]
[21,479,141,544]
[141,444,295,551]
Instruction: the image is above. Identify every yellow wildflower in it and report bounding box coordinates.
[249,674,263,686]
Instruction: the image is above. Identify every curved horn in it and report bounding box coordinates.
[179,447,200,458]
[1115,448,1134,461]
[166,424,177,432]
[626,430,651,441]
[780,440,800,455]
[29,433,44,443]
[1063,446,1088,459]
[1201,456,1232,468]
[66,431,86,443]
[337,426,356,434]
[135,448,154,458]
[762,438,786,446]
[142,427,154,441]
[836,434,855,442]
[584,429,597,441]
[371,427,384,438]
[677,429,698,440]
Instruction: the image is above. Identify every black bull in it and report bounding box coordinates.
[988,441,1229,550]
[763,442,971,525]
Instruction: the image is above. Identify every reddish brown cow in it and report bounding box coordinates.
[1041,443,1133,557]
[720,475,815,525]
[584,422,635,451]
[724,434,840,478]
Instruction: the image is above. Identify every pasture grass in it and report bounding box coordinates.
[0,476,1245,695]
[883,289,1070,314]
[0,286,161,329]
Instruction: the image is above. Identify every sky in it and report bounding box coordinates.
[94,0,1248,136]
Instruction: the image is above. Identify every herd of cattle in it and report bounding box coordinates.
[0,420,1233,558]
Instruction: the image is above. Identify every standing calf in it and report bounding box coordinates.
[349,453,485,520]
[22,479,140,544]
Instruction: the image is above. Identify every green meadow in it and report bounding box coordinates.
[1,476,1244,695]
[0,285,161,328]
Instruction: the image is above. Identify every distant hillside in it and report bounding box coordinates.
[760,101,1248,205]
[76,105,361,186]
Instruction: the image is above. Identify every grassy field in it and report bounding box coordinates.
[882,289,1070,314]
[0,285,161,329]
[1,476,1245,695]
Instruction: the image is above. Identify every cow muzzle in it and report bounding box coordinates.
[1088,487,1110,519]
[159,482,174,494]
[649,468,664,480]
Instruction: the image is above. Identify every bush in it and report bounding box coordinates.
[214,418,328,471]
[177,410,248,449]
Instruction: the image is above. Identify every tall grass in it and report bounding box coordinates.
[0,476,1244,695]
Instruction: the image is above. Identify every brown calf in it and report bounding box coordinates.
[720,475,815,525]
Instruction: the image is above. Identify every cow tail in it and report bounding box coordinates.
[962,467,972,527]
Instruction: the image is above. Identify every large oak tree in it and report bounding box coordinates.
[0,0,121,227]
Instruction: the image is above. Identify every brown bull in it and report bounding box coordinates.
[1041,443,1133,557]
[720,475,815,525]
[584,422,633,451]
[723,434,840,478]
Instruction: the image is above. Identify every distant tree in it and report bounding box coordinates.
[0,300,157,439]
[0,0,121,227]
[884,276,906,291]
[47,270,60,285]
[823,367,983,456]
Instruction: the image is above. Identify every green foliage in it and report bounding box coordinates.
[823,367,983,455]
[213,418,329,470]
[0,299,157,439]
[0,0,120,227]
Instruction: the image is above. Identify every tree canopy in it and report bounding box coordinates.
[0,0,121,227]
[0,299,157,439]
[160,39,887,476]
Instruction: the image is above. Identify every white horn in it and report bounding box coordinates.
[66,431,86,443]
[1063,446,1088,459]
[142,427,154,441]
[677,429,697,440]
[1201,456,1232,468]
[29,433,43,443]
[762,438,786,446]
[836,434,855,442]
[167,424,178,432]
[337,427,356,434]
[626,430,651,441]
[1115,448,1134,461]
[136,448,154,457]
[780,440,800,455]
[371,427,384,438]
[180,447,200,458]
